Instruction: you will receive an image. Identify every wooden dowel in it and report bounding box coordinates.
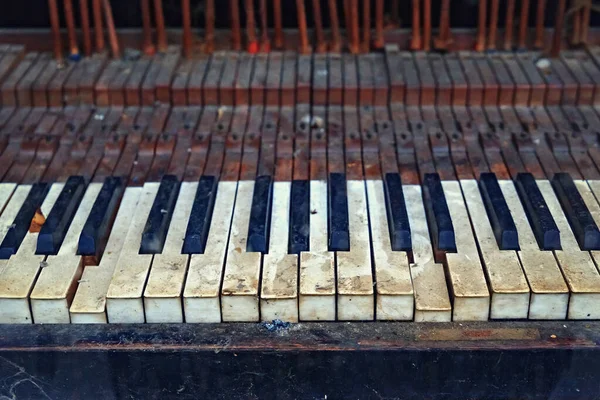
[517,0,530,49]
[423,0,431,51]
[328,0,341,51]
[48,0,63,60]
[296,0,310,54]
[182,0,192,57]
[63,0,80,57]
[504,0,516,50]
[273,0,283,48]
[374,0,384,49]
[259,0,270,51]
[361,0,370,53]
[435,0,451,50]
[140,0,154,55]
[93,0,105,52]
[350,0,360,53]
[550,0,567,57]
[534,0,546,49]
[475,0,487,51]
[153,0,168,52]
[245,0,258,52]
[410,0,421,50]
[80,0,92,56]
[312,0,326,52]
[205,0,215,53]
[488,0,499,49]
[102,0,120,58]
[230,0,242,50]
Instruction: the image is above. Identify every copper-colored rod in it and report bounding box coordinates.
[230,0,242,50]
[259,0,270,51]
[423,0,431,51]
[361,0,371,52]
[580,0,591,45]
[344,0,353,44]
[93,0,105,52]
[350,0,360,53]
[79,0,92,56]
[475,0,487,51]
[140,0,154,55]
[534,0,546,49]
[181,0,192,57]
[374,0,384,48]
[205,0,215,53]
[102,0,120,58]
[48,0,63,60]
[63,0,80,57]
[328,0,341,51]
[550,0,567,57]
[273,0,284,48]
[410,0,421,50]
[435,0,451,49]
[153,0,168,52]
[504,0,516,50]
[312,0,326,52]
[296,0,310,54]
[245,0,258,52]
[487,0,499,49]
[517,0,530,48]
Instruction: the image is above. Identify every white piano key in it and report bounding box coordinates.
[261,181,298,322]
[106,183,159,323]
[539,180,600,319]
[577,180,600,274]
[460,180,530,319]
[0,184,30,249]
[30,183,103,323]
[299,180,335,321]
[404,185,452,322]
[0,182,17,216]
[365,180,413,321]
[499,180,569,319]
[221,181,262,322]
[442,181,490,321]
[144,182,196,323]
[336,180,374,321]
[70,187,141,323]
[184,181,236,323]
[0,183,63,324]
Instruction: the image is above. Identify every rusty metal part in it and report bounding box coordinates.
[102,0,120,58]
[362,0,371,53]
[140,0,154,55]
[273,0,283,48]
[434,0,452,50]
[374,0,384,49]
[245,0,258,52]
[93,0,105,52]
[350,0,360,53]
[153,0,168,52]
[475,0,487,51]
[329,0,341,52]
[63,0,79,57]
[182,0,192,57]
[80,0,92,56]
[423,0,431,51]
[411,0,422,50]
[534,0,547,49]
[259,0,270,52]
[205,0,215,53]
[518,0,531,48]
[488,0,499,50]
[312,0,327,52]
[551,0,567,57]
[296,0,310,54]
[230,0,242,50]
[48,0,63,60]
[504,0,515,50]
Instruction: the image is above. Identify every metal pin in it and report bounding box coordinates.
[80,0,92,56]
[312,0,326,52]
[140,0,155,55]
[329,0,341,51]
[154,0,168,52]
[361,0,370,53]
[374,0,384,49]
[350,0,360,53]
[534,0,546,49]
[245,0,258,53]
[411,0,422,50]
[435,0,451,50]
[230,0,242,50]
[572,8,581,46]
[48,0,63,60]
[517,0,530,49]
[488,0,499,50]
[102,0,120,58]
[259,0,270,51]
[273,0,284,48]
[504,0,515,50]
[296,0,310,54]
[182,0,192,57]
[550,0,567,57]
[63,0,80,58]
[93,0,105,52]
[344,0,353,46]
[423,0,431,51]
[475,0,487,51]
[205,0,215,53]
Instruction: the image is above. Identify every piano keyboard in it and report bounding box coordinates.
[0,172,600,323]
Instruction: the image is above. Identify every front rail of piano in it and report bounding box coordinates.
[0,321,598,399]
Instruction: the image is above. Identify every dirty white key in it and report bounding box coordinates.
[106,183,159,323]
[461,180,530,319]
[537,180,600,319]
[0,183,16,214]
[442,181,490,321]
[221,181,262,322]
[30,184,102,323]
[261,181,298,322]
[499,180,569,319]
[184,181,236,323]
[404,185,452,322]
[70,187,141,323]
[578,180,600,275]
[299,180,335,321]
[365,180,413,321]
[144,182,196,323]
[0,183,63,323]
[336,180,374,320]
[0,184,28,273]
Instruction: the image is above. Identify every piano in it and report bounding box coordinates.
[0,0,599,398]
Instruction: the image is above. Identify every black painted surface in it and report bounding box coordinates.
[182,176,218,254]
[36,176,86,255]
[515,173,561,250]
[289,180,310,254]
[0,182,49,259]
[78,177,124,256]
[552,173,600,250]
[423,173,456,252]
[328,173,350,251]
[140,175,180,255]
[247,175,273,253]
[479,173,519,250]
[384,173,412,251]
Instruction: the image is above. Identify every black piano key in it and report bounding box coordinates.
[77,177,124,256]
[247,175,273,253]
[0,183,50,259]
[289,180,310,254]
[139,175,181,254]
[422,173,456,252]
[479,172,519,250]
[328,173,350,251]
[551,172,600,250]
[514,173,561,250]
[383,173,411,251]
[37,176,87,255]
[182,175,218,254]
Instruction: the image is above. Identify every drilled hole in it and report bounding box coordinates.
[315,132,323,140]
[366,132,373,140]
[184,123,191,130]
[382,122,390,129]
[197,134,204,141]
[248,133,256,140]
[299,122,307,130]
[265,122,273,130]
[133,124,141,130]
[436,132,442,139]
[113,134,119,142]
[232,133,239,141]
[162,134,169,141]
[46,135,52,142]
[554,133,561,139]
[282,135,289,141]
[79,135,86,142]
[217,123,225,131]
[350,132,358,140]
[452,133,459,140]
[400,133,407,140]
